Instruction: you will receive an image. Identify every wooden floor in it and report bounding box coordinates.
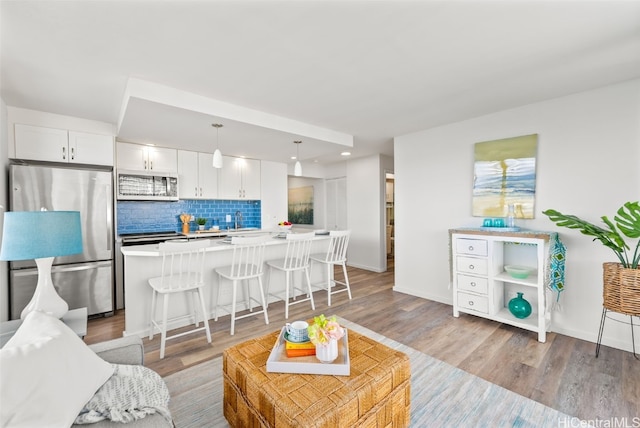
[85,258,639,423]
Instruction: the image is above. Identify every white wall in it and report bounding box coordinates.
[346,154,387,272]
[0,98,8,321]
[260,160,288,230]
[394,79,640,352]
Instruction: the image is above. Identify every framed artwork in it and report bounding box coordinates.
[472,134,538,218]
[288,186,314,225]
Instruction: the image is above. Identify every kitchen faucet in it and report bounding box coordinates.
[235,211,243,230]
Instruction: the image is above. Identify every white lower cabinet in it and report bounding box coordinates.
[450,229,553,342]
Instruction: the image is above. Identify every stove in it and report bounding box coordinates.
[115,230,183,310]
[119,231,183,245]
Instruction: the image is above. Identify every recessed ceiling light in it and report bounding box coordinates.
[341,151,351,156]
[291,156,297,160]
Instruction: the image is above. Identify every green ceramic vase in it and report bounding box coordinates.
[508,292,532,319]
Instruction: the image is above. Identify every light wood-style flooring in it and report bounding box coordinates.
[85,259,639,423]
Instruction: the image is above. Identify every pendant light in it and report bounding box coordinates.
[293,140,302,176]
[212,123,223,168]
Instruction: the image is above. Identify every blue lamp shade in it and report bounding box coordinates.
[0,211,83,261]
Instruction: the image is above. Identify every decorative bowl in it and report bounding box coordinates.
[278,225,293,231]
[504,265,532,279]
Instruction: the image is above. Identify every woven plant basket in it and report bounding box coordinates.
[603,262,640,316]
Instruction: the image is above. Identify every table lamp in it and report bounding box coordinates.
[0,211,83,319]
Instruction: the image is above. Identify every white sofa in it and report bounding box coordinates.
[0,311,173,427]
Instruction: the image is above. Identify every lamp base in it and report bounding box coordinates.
[20,257,69,319]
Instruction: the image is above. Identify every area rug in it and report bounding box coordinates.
[164,318,576,427]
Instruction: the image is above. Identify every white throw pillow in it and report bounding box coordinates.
[0,311,114,428]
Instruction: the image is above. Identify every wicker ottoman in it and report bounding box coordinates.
[223,328,411,427]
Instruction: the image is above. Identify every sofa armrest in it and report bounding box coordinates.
[89,335,145,365]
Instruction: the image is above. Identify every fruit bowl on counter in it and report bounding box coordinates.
[278,221,293,231]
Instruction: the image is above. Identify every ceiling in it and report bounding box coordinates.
[2,1,640,166]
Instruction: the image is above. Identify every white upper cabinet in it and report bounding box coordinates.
[116,142,177,173]
[14,124,114,166]
[218,156,261,200]
[177,150,218,199]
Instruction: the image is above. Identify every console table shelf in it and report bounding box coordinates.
[449,228,558,342]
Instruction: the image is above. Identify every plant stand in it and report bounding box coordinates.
[596,263,640,360]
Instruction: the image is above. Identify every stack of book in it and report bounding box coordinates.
[285,340,316,357]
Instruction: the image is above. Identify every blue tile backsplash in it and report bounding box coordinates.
[117,200,261,235]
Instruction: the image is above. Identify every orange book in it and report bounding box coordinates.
[286,348,316,357]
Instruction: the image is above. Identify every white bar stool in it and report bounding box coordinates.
[214,235,270,335]
[310,230,352,306]
[266,231,316,319]
[148,239,212,359]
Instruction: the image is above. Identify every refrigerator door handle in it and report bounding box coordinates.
[106,184,112,251]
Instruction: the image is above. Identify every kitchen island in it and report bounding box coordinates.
[120,232,331,337]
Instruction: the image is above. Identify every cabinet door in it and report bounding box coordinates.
[218,155,242,199]
[148,147,177,173]
[177,150,199,199]
[198,152,218,199]
[326,177,347,230]
[116,142,148,171]
[68,132,114,166]
[242,158,261,199]
[14,124,68,162]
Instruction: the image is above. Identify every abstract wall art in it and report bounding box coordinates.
[472,134,538,219]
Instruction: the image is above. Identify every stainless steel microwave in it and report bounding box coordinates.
[116,170,179,201]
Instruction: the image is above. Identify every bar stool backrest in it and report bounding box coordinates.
[282,232,315,270]
[156,239,210,291]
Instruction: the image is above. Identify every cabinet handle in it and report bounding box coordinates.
[468,246,474,251]
[195,187,198,197]
[468,301,474,306]
[199,187,202,197]
[470,282,476,287]
[150,161,153,170]
[71,147,75,160]
[62,146,66,160]
[144,160,147,169]
[469,265,475,270]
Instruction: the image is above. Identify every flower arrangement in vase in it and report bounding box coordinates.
[307,314,344,363]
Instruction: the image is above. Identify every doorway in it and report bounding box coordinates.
[385,173,395,266]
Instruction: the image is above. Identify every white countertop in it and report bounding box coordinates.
[121,231,329,257]
[180,227,267,239]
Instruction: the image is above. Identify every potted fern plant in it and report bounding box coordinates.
[543,201,640,316]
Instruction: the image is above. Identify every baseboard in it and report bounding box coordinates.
[392,286,452,306]
[347,261,385,273]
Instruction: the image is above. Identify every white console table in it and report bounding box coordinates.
[449,228,561,343]
[0,307,88,348]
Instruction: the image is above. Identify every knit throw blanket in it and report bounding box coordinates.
[74,364,172,425]
[548,233,566,301]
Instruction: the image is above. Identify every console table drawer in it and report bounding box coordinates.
[457,292,489,314]
[457,274,488,294]
[456,238,488,257]
[456,256,488,276]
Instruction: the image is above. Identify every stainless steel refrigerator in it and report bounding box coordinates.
[8,162,114,319]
